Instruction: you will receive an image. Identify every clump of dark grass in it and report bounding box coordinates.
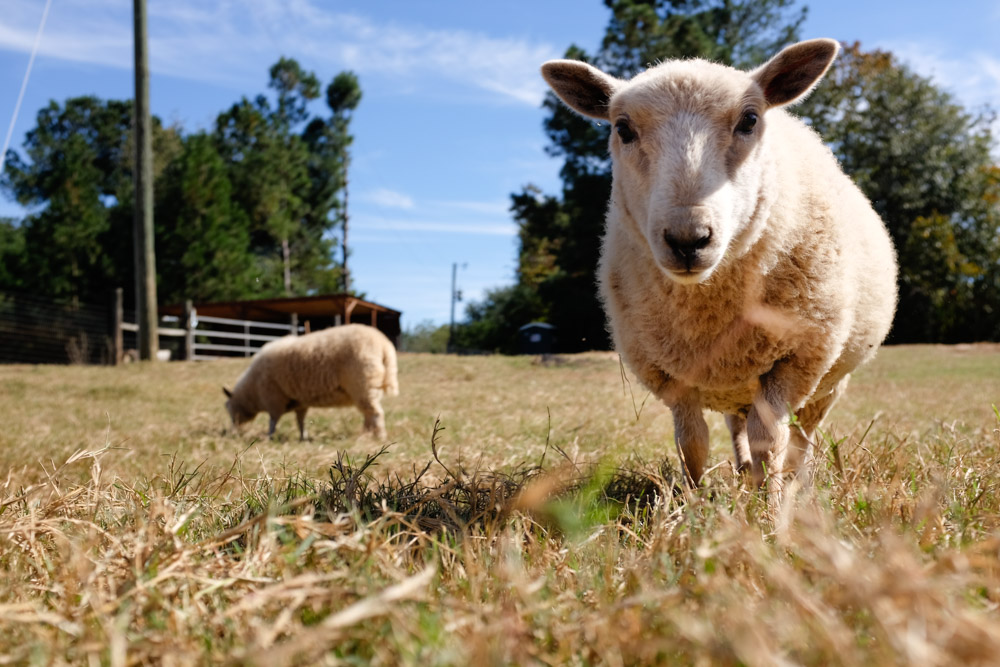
[298,418,683,544]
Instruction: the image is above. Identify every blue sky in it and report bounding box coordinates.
[2,0,999,328]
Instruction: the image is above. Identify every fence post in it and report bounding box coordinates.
[183,300,194,361]
[290,312,299,336]
[111,288,124,365]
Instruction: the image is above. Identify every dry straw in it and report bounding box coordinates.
[1,351,999,664]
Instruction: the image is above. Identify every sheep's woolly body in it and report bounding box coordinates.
[543,40,898,492]
[226,324,398,440]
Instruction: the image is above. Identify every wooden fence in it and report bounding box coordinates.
[119,305,301,362]
[0,288,327,365]
[0,290,113,364]
[187,314,300,360]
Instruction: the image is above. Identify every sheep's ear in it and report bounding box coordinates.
[752,38,839,108]
[223,386,232,398]
[541,59,620,121]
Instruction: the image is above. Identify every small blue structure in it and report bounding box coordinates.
[518,322,556,355]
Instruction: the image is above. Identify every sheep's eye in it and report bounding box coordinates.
[735,111,758,135]
[615,119,637,144]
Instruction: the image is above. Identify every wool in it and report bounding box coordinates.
[543,39,898,493]
[224,324,398,440]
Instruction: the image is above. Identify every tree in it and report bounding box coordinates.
[1,59,361,309]
[0,218,25,291]
[2,97,181,305]
[155,133,256,304]
[323,71,362,292]
[215,59,359,297]
[794,43,1000,342]
[471,0,806,352]
[453,284,547,354]
[215,95,311,296]
[400,320,450,353]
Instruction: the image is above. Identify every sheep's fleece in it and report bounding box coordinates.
[541,39,898,491]
[224,323,399,440]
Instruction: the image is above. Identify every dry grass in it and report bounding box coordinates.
[1,345,999,664]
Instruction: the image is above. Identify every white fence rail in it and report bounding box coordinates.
[121,310,302,361]
[190,313,301,361]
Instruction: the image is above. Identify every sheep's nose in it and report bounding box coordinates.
[664,229,712,261]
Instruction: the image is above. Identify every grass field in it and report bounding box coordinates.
[1,345,999,664]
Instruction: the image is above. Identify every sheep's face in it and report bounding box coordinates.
[606,67,766,283]
[541,39,839,285]
[223,388,255,430]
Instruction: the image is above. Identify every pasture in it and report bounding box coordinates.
[1,345,999,664]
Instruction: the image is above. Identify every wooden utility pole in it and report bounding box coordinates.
[133,0,158,360]
[448,262,458,353]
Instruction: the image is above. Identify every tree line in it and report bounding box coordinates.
[450,0,1000,352]
[0,58,361,309]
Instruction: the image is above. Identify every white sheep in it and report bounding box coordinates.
[541,39,897,492]
[223,323,399,440]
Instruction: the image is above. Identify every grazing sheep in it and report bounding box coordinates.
[223,323,399,440]
[541,39,897,492]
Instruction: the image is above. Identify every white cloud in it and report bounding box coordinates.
[879,40,1000,115]
[875,40,1000,148]
[356,215,515,236]
[0,0,558,106]
[431,199,511,216]
[360,188,416,210]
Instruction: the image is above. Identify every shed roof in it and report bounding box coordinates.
[161,293,397,321]
[518,321,556,332]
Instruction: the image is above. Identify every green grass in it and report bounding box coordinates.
[0,344,999,664]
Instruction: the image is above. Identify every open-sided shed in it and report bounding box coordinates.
[160,294,401,345]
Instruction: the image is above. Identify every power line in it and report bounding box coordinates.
[0,0,53,175]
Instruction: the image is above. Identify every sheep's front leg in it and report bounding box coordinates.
[747,358,825,491]
[670,391,710,487]
[267,414,279,439]
[785,374,850,481]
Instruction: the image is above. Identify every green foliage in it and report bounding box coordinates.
[327,71,362,117]
[0,59,360,307]
[794,43,1000,342]
[155,133,256,304]
[599,0,806,73]
[400,320,451,353]
[454,284,547,354]
[0,219,25,290]
[1,97,181,304]
[214,59,357,297]
[268,57,321,128]
[473,0,806,352]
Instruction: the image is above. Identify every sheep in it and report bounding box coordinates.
[223,323,399,441]
[541,39,897,493]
